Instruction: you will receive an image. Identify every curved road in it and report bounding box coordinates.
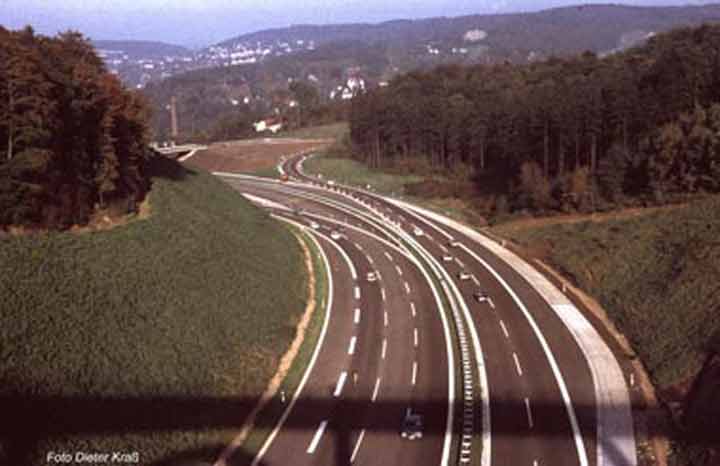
[211,150,636,466]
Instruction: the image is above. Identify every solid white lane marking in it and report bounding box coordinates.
[410,302,417,317]
[384,310,389,327]
[348,336,357,355]
[307,420,328,454]
[404,282,411,294]
[513,353,523,376]
[354,308,361,324]
[525,398,534,429]
[414,328,419,347]
[412,361,418,385]
[381,338,387,359]
[354,286,360,299]
[384,251,393,262]
[395,265,403,276]
[350,429,366,463]
[372,377,381,402]
[334,372,348,397]
[499,320,510,339]
[381,287,386,302]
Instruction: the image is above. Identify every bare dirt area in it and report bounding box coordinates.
[183,137,332,173]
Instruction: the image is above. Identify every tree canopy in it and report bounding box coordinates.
[0,27,151,229]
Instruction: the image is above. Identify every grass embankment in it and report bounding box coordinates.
[279,122,348,140]
[0,157,309,466]
[492,195,720,466]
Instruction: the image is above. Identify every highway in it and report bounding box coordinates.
[211,152,636,466]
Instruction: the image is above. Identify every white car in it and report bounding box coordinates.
[330,231,342,240]
[448,240,461,248]
[401,410,423,440]
[457,271,472,281]
[327,180,336,186]
[473,290,489,303]
[309,221,320,229]
[441,255,453,262]
[413,227,424,237]
[367,271,378,282]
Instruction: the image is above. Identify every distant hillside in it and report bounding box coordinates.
[92,40,190,58]
[143,3,720,141]
[214,4,720,60]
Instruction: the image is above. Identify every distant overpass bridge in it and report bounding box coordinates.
[151,144,207,162]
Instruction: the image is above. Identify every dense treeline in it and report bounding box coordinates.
[350,24,720,214]
[0,27,151,229]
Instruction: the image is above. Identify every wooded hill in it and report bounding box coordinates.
[349,23,720,214]
[0,27,151,230]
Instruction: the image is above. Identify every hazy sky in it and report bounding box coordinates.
[2,0,716,48]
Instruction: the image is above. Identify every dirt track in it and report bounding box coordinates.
[184,138,332,173]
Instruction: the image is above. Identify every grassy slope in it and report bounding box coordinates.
[278,122,349,140]
[492,196,720,390]
[303,156,424,196]
[0,157,308,465]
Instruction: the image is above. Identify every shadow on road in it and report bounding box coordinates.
[0,392,715,466]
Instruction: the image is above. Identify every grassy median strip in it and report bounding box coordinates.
[0,157,308,466]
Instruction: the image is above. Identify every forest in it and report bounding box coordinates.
[349,24,720,215]
[0,27,151,229]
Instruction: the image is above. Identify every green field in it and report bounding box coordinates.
[492,196,720,465]
[303,155,424,196]
[279,122,348,140]
[0,157,309,465]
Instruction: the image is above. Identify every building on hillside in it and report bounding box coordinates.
[253,118,283,134]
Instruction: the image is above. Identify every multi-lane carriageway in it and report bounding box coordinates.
[212,153,636,466]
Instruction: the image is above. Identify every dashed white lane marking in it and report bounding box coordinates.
[499,320,510,339]
[355,243,363,251]
[372,377,381,402]
[348,336,357,355]
[513,353,524,377]
[414,328,419,347]
[307,420,328,454]
[354,286,361,299]
[410,302,417,317]
[411,361,418,385]
[334,372,348,397]
[354,308,361,324]
[366,254,374,264]
[384,310,389,327]
[381,287,386,302]
[395,265,403,276]
[382,338,387,359]
[533,460,539,466]
[525,398,534,429]
[384,252,393,262]
[350,429,366,463]
[455,258,465,268]
[439,244,448,253]
[488,298,496,309]
[470,275,480,286]
[404,282,411,294]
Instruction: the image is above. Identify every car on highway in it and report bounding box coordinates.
[441,254,453,262]
[330,231,342,240]
[367,271,378,282]
[457,271,472,281]
[280,174,289,182]
[448,240,461,248]
[327,180,336,186]
[309,221,320,229]
[473,290,489,303]
[401,410,423,440]
[413,227,424,237]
